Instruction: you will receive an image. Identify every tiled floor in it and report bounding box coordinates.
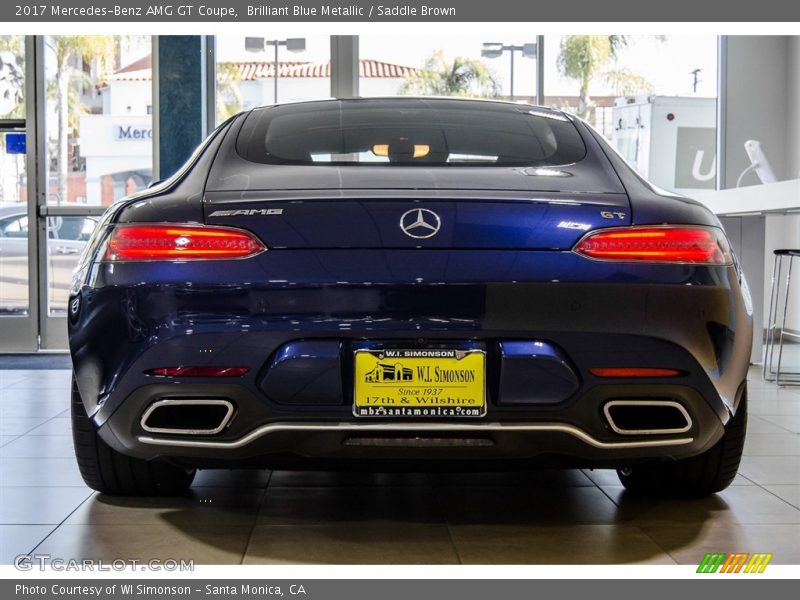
[1,364,799,565]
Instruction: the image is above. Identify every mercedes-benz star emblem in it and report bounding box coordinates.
[399,208,441,239]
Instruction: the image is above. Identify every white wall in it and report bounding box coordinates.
[105,80,152,115]
[723,36,789,188]
[760,38,800,333]
[779,37,800,332]
[237,77,407,108]
[763,214,800,332]
[79,114,152,204]
[239,78,334,108]
[786,37,800,179]
[720,36,800,358]
[79,115,153,158]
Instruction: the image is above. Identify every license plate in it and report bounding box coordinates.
[353,348,486,418]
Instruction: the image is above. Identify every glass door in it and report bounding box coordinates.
[0,35,156,351]
[40,34,154,349]
[0,35,36,352]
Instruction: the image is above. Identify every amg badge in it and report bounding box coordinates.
[208,209,284,217]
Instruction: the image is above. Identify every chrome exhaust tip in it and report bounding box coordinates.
[140,399,235,435]
[603,400,692,436]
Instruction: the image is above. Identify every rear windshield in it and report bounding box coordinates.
[236,99,586,167]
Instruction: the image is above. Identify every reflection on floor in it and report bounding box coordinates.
[1,364,799,565]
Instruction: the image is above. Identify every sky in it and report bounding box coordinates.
[216,34,719,99]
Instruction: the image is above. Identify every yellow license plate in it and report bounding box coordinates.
[353,349,486,418]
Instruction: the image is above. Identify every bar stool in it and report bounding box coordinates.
[763,249,800,385]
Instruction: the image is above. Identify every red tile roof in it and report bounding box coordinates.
[100,55,419,87]
[115,54,151,74]
[232,59,419,79]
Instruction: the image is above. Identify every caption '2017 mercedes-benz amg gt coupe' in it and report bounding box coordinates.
[68,98,752,497]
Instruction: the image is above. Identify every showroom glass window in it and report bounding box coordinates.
[0,35,28,315]
[214,35,331,126]
[357,35,540,101]
[43,35,153,314]
[544,35,718,194]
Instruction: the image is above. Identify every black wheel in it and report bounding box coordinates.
[617,387,747,497]
[71,375,195,496]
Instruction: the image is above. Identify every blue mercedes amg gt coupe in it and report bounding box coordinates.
[68,98,752,497]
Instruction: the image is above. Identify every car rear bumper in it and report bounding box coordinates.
[94,377,736,468]
[69,258,752,468]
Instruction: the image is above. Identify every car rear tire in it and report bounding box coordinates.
[71,375,195,496]
[616,387,747,497]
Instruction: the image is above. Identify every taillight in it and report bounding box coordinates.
[102,224,265,261]
[590,367,683,378]
[574,226,732,265]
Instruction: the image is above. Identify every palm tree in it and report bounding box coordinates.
[216,62,243,122]
[0,36,25,119]
[557,35,652,119]
[401,50,499,98]
[0,37,26,204]
[46,36,115,205]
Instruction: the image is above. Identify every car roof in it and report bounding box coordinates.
[0,204,25,219]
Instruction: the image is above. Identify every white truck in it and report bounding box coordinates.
[611,94,717,195]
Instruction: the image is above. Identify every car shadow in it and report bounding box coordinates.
[128,468,734,564]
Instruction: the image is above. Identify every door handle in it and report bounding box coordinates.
[55,246,79,255]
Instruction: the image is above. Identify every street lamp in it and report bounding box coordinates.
[481,42,537,100]
[245,37,306,104]
[690,68,702,93]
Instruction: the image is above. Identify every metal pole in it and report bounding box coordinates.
[151,37,160,181]
[776,256,793,385]
[273,42,279,104]
[509,48,515,100]
[717,36,727,190]
[26,35,44,350]
[203,35,216,134]
[764,252,781,378]
[330,35,359,98]
[536,35,545,106]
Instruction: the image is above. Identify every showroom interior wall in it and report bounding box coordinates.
[721,36,789,187]
[777,37,800,332]
[718,36,800,348]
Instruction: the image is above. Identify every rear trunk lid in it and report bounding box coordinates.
[204,187,631,251]
[203,106,632,250]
